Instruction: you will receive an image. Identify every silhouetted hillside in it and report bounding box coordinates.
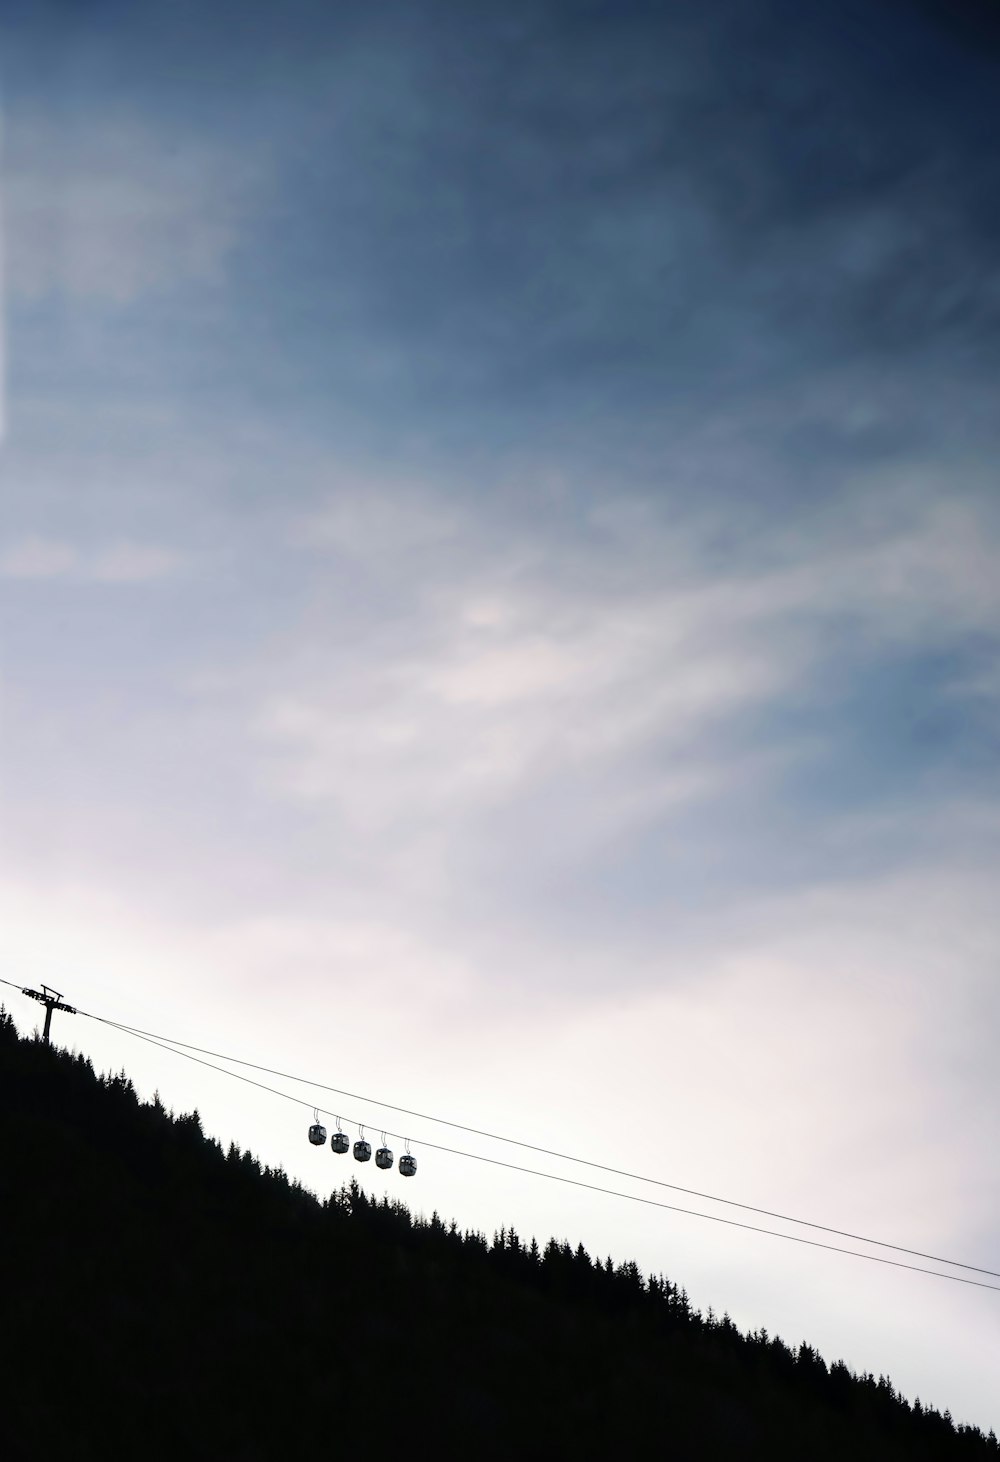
[1,1008,995,1460]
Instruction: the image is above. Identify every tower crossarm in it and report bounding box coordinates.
[21,986,77,1015]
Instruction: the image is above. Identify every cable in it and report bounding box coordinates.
[7,980,999,1288]
[82,1010,1000,1283]
[99,1017,1000,1295]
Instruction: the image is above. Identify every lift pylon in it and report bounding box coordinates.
[21,985,78,1044]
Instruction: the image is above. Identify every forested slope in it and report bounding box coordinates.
[0,1009,995,1460]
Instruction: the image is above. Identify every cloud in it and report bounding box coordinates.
[4,114,262,305]
[0,536,79,578]
[89,541,183,583]
[0,535,183,582]
[294,488,463,561]
[249,511,786,833]
[138,467,991,973]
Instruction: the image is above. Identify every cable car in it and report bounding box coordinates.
[399,1154,417,1178]
[375,1143,394,1170]
[353,1137,372,1163]
[308,1122,327,1146]
[330,1129,350,1155]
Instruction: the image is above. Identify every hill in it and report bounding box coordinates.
[0,1007,995,1460]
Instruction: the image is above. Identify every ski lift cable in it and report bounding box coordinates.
[77,1007,1000,1283]
[3,978,997,1287]
[82,1013,1000,1295]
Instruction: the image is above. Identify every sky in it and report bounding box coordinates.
[1,0,999,1434]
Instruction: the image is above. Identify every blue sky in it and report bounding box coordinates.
[2,0,999,1434]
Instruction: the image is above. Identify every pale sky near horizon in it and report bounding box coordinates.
[1,0,999,1436]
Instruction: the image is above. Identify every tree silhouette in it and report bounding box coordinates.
[0,1005,995,1462]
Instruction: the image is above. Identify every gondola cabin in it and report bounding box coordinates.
[308,1123,327,1146]
[375,1145,394,1170]
[399,1154,417,1177]
[354,1138,372,1163]
[331,1131,350,1154]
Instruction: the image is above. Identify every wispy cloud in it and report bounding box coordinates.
[5,115,262,305]
[0,535,183,581]
[247,474,1000,836]
[88,541,184,583]
[0,535,78,578]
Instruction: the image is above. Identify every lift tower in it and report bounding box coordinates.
[21,985,78,1045]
